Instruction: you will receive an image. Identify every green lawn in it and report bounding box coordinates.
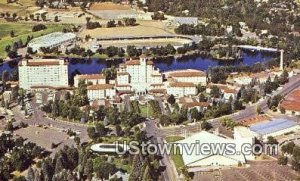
[0,22,72,58]
[165,136,185,171]
[113,157,132,173]
[170,144,185,171]
[165,135,184,143]
[101,136,132,144]
[139,104,152,118]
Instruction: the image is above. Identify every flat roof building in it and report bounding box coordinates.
[28,32,76,52]
[175,131,251,168]
[74,74,106,87]
[250,118,300,140]
[19,59,69,89]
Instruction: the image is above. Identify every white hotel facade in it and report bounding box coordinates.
[116,56,163,93]
[19,59,69,89]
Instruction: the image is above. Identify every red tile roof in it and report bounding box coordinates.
[76,74,105,80]
[169,71,206,77]
[169,82,195,87]
[281,89,300,112]
[149,89,166,94]
[183,102,210,108]
[125,59,140,65]
[27,61,61,66]
[124,59,154,66]
[87,84,114,90]
[240,115,270,126]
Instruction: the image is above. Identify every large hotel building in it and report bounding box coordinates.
[18,59,69,89]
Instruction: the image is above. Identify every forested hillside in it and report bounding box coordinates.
[146,0,299,35]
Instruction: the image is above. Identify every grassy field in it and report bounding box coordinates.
[170,145,185,171]
[139,104,154,118]
[0,0,36,14]
[165,136,185,171]
[79,21,174,38]
[90,2,131,10]
[0,22,72,58]
[165,135,184,143]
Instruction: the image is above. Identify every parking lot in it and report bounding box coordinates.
[14,125,74,151]
[193,160,300,181]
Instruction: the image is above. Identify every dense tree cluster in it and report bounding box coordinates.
[42,81,88,121]
[0,134,45,180]
[32,24,47,32]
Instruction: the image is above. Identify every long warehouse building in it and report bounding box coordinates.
[28,32,76,52]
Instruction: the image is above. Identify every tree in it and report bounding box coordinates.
[106,20,116,28]
[74,136,80,146]
[190,108,200,120]
[167,94,176,105]
[32,24,47,32]
[210,86,220,98]
[124,18,136,26]
[256,105,262,114]
[5,121,14,131]
[277,155,287,165]
[93,157,117,180]
[95,122,106,137]
[279,70,289,85]
[116,124,123,136]
[10,30,15,37]
[280,106,286,114]
[201,121,212,130]
[126,45,139,57]
[267,136,278,145]
[12,13,17,20]
[54,16,59,22]
[84,159,93,181]
[87,127,97,139]
[281,141,295,154]
[105,46,118,57]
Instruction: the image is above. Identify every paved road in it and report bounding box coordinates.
[145,119,178,181]
[12,99,89,142]
[158,73,300,137]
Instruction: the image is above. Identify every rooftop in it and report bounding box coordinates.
[250,118,299,136]
[21,59,68,66]
[179,97,209,108]
[234,126,255,138]
[124,59,154,66]
[169,82,194,87]
[169,70,206,77]
[240,115,270,126]
[149,89,166,94]
[75,74,105,80]
[280,89,300,112]
[176,131,245,166]
[28,32,76,47]
[87,84,114,90]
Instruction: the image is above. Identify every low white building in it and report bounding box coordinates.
[166,82,197,97]
[74,74,106,87]
[167,70,207,86]
[171,17,199,26]
[175,131,250,168]
[206,84,239,101]
[178,97,209,112]
[19,59,69,89]
[87,84,116,100]
[250,119,300,140]
[28,32,76,52]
